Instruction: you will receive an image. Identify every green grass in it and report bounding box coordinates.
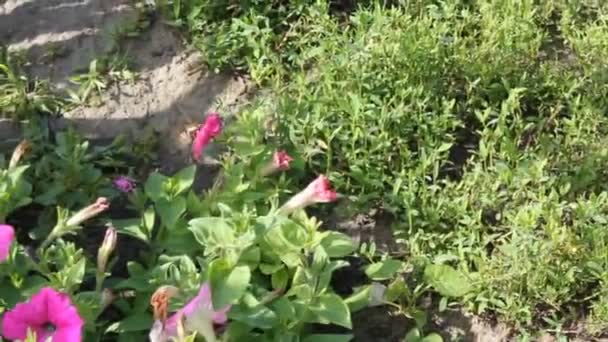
[168,0,608,336]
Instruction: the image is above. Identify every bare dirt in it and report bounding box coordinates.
[1,0,252,172]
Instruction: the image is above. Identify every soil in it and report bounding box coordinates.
[0,1,578,341]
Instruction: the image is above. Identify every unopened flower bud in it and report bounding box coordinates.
[66,197,110,227]
[97,226,117,274]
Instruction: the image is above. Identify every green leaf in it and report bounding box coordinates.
[66,258,86,286]
[404,328,421,342]
[240,246,260,269]
[143,206,155,231]
[112,218,149,242]
[105,313,152,333]
[309,293,352,329]
[421,333,443,342]
[364,259,403,280]
[229,294,278,329]
[209,260,251,309]
[271,267,288,290]
[423,264,471,298]
[311,245,329,273]
[144,172,168,201]
[385,277,408,302]
[302,334,353,342]
[172,165,196,195]
[189,217,235,248]
[156,197,186,229]
[344,285,373,313]
[320,232,357,257]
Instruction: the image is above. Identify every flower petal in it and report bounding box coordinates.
[48,325,82,342]
[0,224,15,262]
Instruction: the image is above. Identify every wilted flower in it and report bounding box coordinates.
[96,226,117,291]
[192,113,223,162]
[9,139,31,169]
[149,283,230,342]
[1,287,84,342]
[261,150,294,176]
[113,176,136,193]
[66,197,110,227]
[279,175,338,214]
[0,224,15,262]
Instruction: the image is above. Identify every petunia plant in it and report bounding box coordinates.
[0,110,398,342]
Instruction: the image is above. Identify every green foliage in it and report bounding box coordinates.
[166,0,608,335]
[0,46,63,119]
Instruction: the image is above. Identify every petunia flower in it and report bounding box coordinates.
[149,283,230,342]
[0,224,15,262]
[279,175,338,214]
[261,150,294,176]
[113,176,136,193]
[191,113,223,162]
[1,287,84,342]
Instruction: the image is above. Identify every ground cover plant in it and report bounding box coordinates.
[3,0,608,340]
[165,0,608,339]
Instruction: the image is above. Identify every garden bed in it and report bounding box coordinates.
[3,1,608,341]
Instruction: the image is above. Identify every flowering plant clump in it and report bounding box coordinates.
[0,110,390,342]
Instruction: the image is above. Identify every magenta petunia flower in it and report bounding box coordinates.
[1,287,84,342]
[279,175,338,214]
[192,113,223,162]
[113,176,136,193]
[0,224,15,262]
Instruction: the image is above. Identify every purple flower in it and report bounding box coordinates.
[113,176,136,193]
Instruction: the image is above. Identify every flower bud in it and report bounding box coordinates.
[97,226,117,274]
[66,197,110,227]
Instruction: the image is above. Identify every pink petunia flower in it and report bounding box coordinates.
[1,287,84,342]
[279,175,338,214]
[0,224,15,262]
[191,113,224,162]
[149,283,230,342]
[113,176,136,193]
[261,150,294,176]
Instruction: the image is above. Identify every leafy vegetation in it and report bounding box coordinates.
[3,0,608,340]
[165,0,608,337]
